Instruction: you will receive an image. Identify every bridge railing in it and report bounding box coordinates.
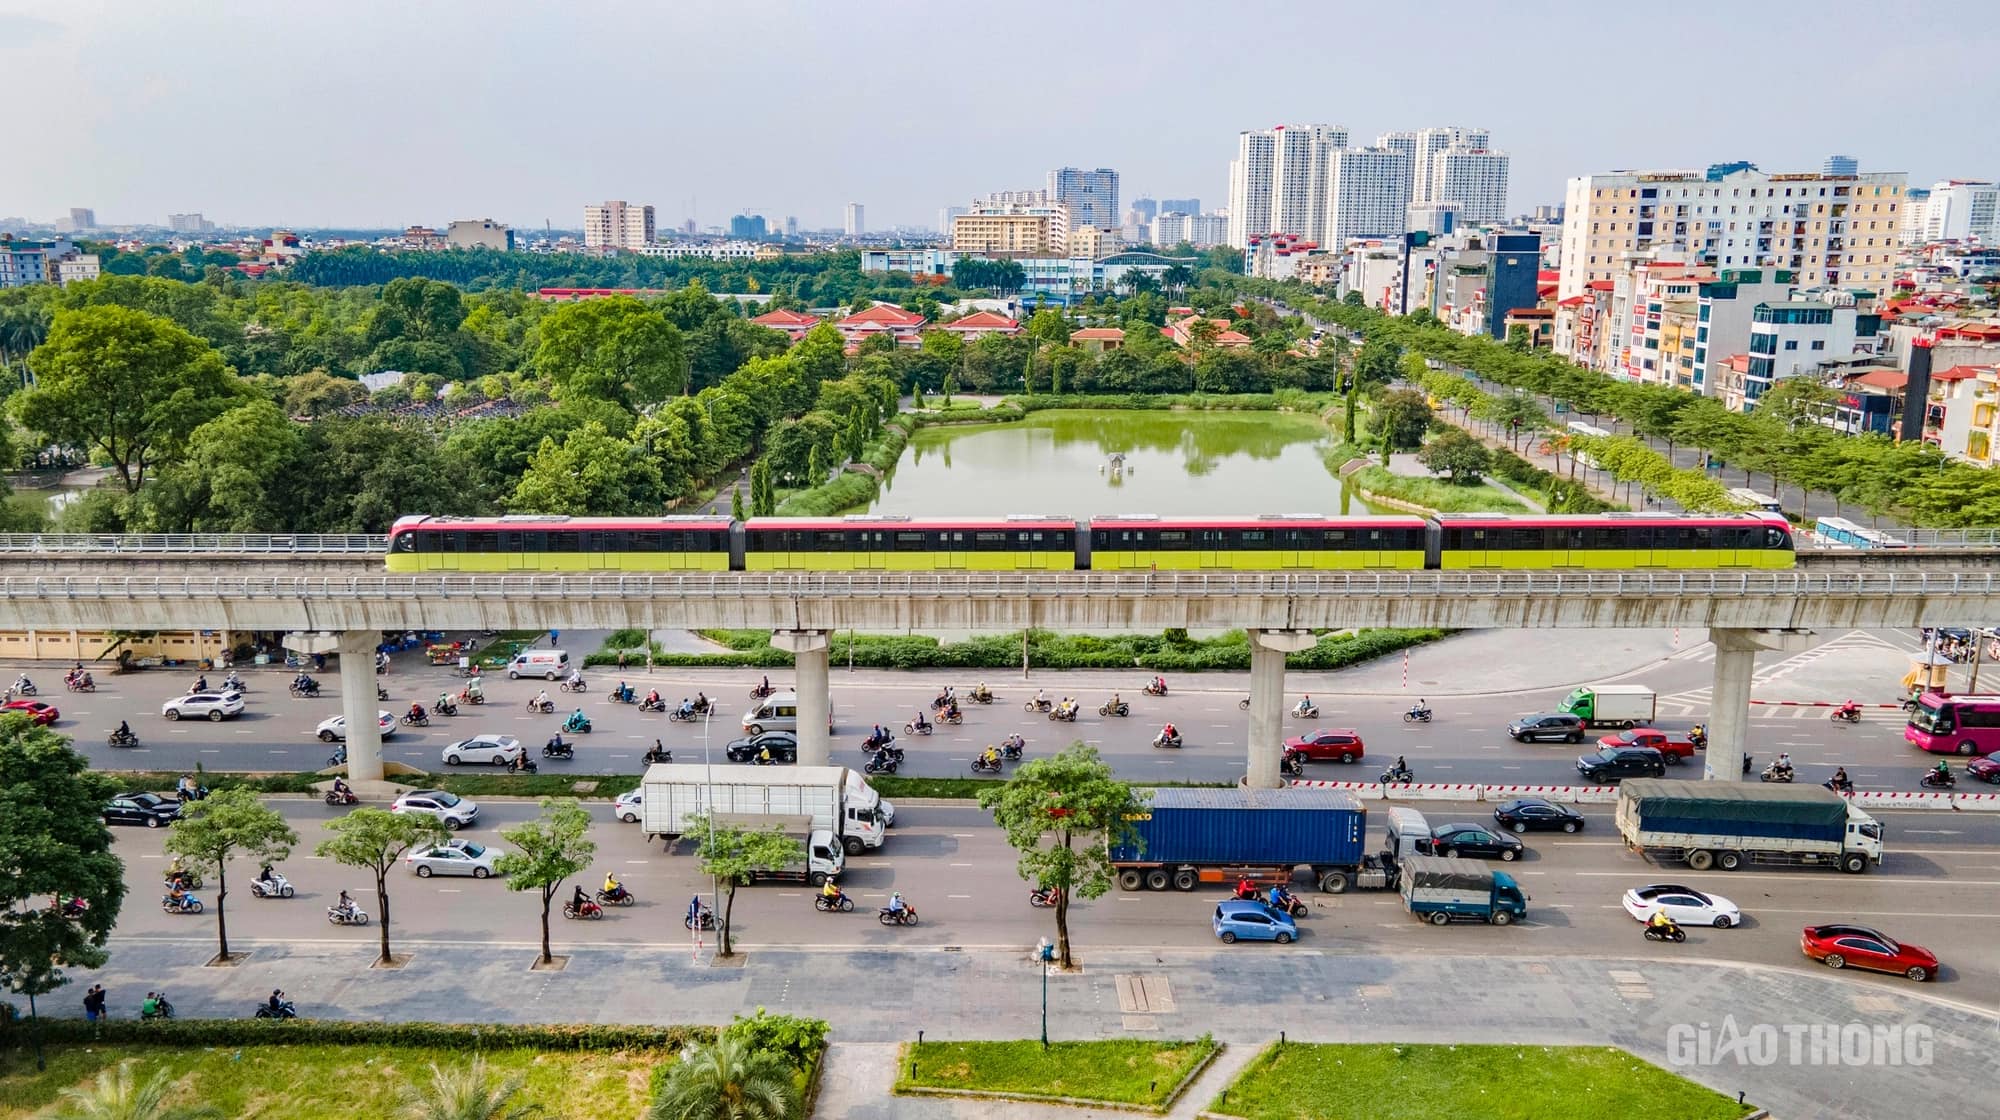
[0,533,385,554]
[0,569,1992,600]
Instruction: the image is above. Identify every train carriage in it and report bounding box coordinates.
[740,515,1079,571]
[385,514,735,573]
[1433,512,1794,571]
[1086,514,1429,572]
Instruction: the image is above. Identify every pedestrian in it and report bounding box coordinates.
[313,652,326,673]
[83,984,105,1022]
[617,650,628,670]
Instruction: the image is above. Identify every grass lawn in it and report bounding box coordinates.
[1351,465,1531,514]
[1211,1043,1754,1120]
[898,1038,1217,1108]
[0,1042,666,1120]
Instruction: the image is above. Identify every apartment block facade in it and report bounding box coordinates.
[1323,147,1413,247]
[1047,167,1120,229]
[583,201,655,250]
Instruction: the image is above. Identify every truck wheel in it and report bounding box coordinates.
[1117,869,1144,891]
[1144,869,1170,891]
[808,873,826,887]
[843,836,864,856]
[1318,871,1348,894]
[1686,849,1715,871]
[1841,853,1868,874]
[1172,870,1197,891]
[1491,910,1514,926]
[1427,911,1450,926]
[1717,851,1743,871]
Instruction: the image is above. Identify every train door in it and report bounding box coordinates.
[935,530,966,570]
[508,531,539,571]
[583,531,615,570]
[1198,528,1229,570]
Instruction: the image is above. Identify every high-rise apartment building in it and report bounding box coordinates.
[1159,198,1199,216]
[1130,198,1159,223]
[1899,189,1932,245]
[1921,181,1999,243]
[844,203,865,237]
[1226,125,1348,247]
[1376,131,1418,165]
[1823,155,1859,177]
[1323,147,1413,247]
[583,201,655,250]
[446,219,514,251]
[1429,148,1511,225]
[1556,168,1904,300]
[1047,167,1120,229]
[1412,127,1489,205]
[167,212,214,234]
[952,199,1071,256]
[1226,129,1278,248]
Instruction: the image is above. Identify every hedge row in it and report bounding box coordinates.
[7,1017,710,1051]
[1487,446,1619,514]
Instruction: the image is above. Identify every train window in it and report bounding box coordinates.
[817,531,848,548]
[549,532,580,552]
[894,531,927,550]
[393,533,417,552]
[1766,528,1789,549]
[975,531,1006,551]
[629,531,662,551]
[1590,528,1620,550]
[1324,530,1347,546]
[1242,529,1268,544]
[466,531,501,553]
[948,532,963,543]
[1157,531,1188,546]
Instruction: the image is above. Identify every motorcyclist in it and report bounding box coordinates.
[973,681,990,701]
[532,689,551,710]
[1390,755,1410,780]
[695,691,709,713]
[678,697,695,719]
[332,777,351,799]
[1773,752,1794,777]
[268,990,286,1015]
[167,883,188,907]
[646,688,663,708]
[1411,698,1430,717]
[115,719,133,742]
[603,872,627,902]
[1159,722,1178,744]
[1647,910,1677,935]
[757,745,773,765]
[759,675,771,695]
[257,864,277,887]
[436,692,456,714]
[1109,691,1123,713]
[1034,688,1047,708]
[1689,723,1707,747]
[571,884,590,913]
[1830,766,1853,793]
[1267,884,1292,911]
[1151,675,1167,694]
[336,890,355,917]
[912,710,932,733]
[615,681,633,703]
[1002,733,1024,755]
[569,707,587,727]
[177,773,199,801]
[821,877,844,905]
[688,895,708,926]
[166,857,194,890]
[407,702,426,723]
[1837,699,1861,718]
[943,695,960,718]
[1934,760,1953,783]
[886,891,907,915]
[567,667,584,689]
[1236,877,1256,899]
[546,731,567,753]
[192,675,208,693]
[141,992,162,1019]
[980,745,1001,768]
[1294,694,1314,715]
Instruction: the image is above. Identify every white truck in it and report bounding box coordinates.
[705,812,845,886]
[639,763,890,854]
[1560,684,1657,729]
[1615,779,1883,875]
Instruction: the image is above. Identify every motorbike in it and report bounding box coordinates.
[526,698,555,714]
[608,686,637,705]
[1143,680,1168,697]
[160,892,204,915]
[175,784,210,805]
[1292,703,1320,720]
[1921,769,1957,790]
[669,708,698,723]
[1238,695,1251,710]
[458,684,485,706]
[814,892,855,913]
[877,905,920,927]
[324,788,359,806]
[1282,751,1305,777]
[107,728,140,748]
[327,746,348,768]
[1049,705,1078,723]
[222,673,246,693]
[1029,887,1061,908]
[862,731,897,752]
[559,679,588,693]
[1380,766,1414,785]
[542,738,575,760]
[940,709,963,725]
[163,870,201,890]
[1643,922,1687,943]
[1000,737,1025,761]
[54,896,90,920]
[563,899,604,920]
[1688,728,1708,751]
[1152,731,1183,750]
[432,699,459,717]
[904,719,934,736]
[326,904,370,926]
[641,697,668,713]
[1824,779,1856,796]
[508,757,540,775]
[1403,706,1433,724]
[289,682,321,699]
[596,887,637,907]
[1830,707,1862,723]
[65,676,96,693]
[685,905,717,931]
[970,756,1002,774]
[749,682,777,700]
[930,694,955,712]
[968,687,993,705]
[1022,698,1053,713]
[643,746,674,765]
[1760,764,1796,784]
[375,684,390,702]
[1099,700,1130,717]
[141,996,176,1021]
[562,713,593,733]
[9,679,36,698]
[400,711,430,727]
[863,754,900,775]
[249,873,295,900]
[1236,882,1307,917]
[253,1000,298,1020]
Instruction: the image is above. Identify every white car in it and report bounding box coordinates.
[442,734,522,767]
[161,691,245,722]
[1621,883,1742,929]
[390,789,478,831]
[405,839,501,879]
[316,710,396,742]
[614,790,643,823]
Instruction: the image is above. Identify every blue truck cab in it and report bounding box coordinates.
[1398,854,1528,926]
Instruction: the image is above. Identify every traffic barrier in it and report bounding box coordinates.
[1750,699,1902,708]
[1383,782,1488,802]
[1277,782,1984,809]
[1287,779,1383,799]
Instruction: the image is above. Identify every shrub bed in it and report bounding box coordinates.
[10,1018,706,1051]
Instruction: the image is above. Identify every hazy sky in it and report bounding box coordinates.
[6,0,1996,231]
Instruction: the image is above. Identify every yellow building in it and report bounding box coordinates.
[952,211,1061,256]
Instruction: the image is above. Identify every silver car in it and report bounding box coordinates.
[390,789,478,831]
[162,691,246,722]
[441,734,522,767]
[405,839,501,879]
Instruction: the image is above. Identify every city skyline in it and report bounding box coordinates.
[4,0,1996,230]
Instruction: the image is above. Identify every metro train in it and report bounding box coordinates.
[385,512,1796,573]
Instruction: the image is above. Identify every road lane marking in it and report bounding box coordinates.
[199,749,219,754]
[948,894,971,899]
[949,863,973,868]
[951,834,974,838]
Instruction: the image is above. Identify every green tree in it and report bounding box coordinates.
[1025,308,1071,347]
[52,1062,218,1120]
[649,1035,800,1120]
[750,460,775,516]
[280,370,367,417]
[509,422,665,515]
[533,297,689,406]
[0,722,125,1003]
[730,487,746,522]
[1351,337,1403,389]
[805,444,823,487]
[316,808,448,966]
[400,1058,536,1120]
[1417,428,1493,483]
[1491,393,1546,450]
[1343,388,1357,443]
[1374,388,1433,452]
[977,744,1144,970]
[940,371,957,405]
[685,812,805,958]
[163,788,298,962]
[14,305,245,492]
[494,798,596,966]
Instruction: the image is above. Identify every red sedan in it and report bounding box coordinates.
[1,699,60,725]
[1283,728,1365,764]
[1801,924,1938,982]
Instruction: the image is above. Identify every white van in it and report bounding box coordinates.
[506,649,570,680]
[740,691,835,735]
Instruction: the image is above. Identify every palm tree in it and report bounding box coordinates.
[55,1062,217,1120]
[649,1037,799,1120]
[401,1058,540,1120]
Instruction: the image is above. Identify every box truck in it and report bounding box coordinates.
[1560,684,1657,728]
[1615,779,1883,874]
[639,763,888,854]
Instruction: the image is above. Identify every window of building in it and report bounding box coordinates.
[1784,340,1799,350]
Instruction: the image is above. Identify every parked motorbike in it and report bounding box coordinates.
[1099,700,1130,717]
[814,892,855,913]
[1403,706,1434,724]
[1029,887,1061,908]
[1022,698,1053,713]
[326,904,370,926]
[1643,922,1687,943]
[877,905,920,927]
[160,892,204,915]
[249,873,295,900]
[563,899,604,920]
[324,788,359,806]
[253,1000,297,1020]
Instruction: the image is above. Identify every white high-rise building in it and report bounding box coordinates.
[1429,148,1511,225]
[1377,131,1418,163]
[1413,127,1489,204]
[1226,130,1277,248]
[1899,188,1932,245]
[1047,167,1120,229]
[1921,181,2000,243]
[937,206,967,236]
[1225,124,1347,247]
[1323,147,1413,247]
[844,202,865,237]
[583,201,655,250]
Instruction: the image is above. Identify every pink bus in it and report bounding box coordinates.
[1904,692,2000,756]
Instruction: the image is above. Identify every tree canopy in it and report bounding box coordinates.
[0,721,124,998]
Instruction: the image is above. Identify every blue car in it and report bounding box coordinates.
[1213,900,1298,945]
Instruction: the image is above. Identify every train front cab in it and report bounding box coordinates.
[1433,514,1795,570]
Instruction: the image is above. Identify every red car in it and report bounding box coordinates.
[1283,728,1365,764]
[1,699,60,725]
[1968,755,2000,785]
[1801,924,1938,982]
[1597,728,1695,765]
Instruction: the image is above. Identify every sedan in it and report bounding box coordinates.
[726,731,798,763]
[1801,924,1938,982]
[2,699,60,725]
[1492,798,1585,834]
[103,792,181,828]
[1967,755,2000,784]
[1420,823,1524,861]
[1622,884,1742,929]
[162,691,245,722]
[614,790,644,823]
[1283,728,1365,763]
[405,839,501,879]
[442,734,523,767]
[317,711,396,742]
[1213,900,1298,944]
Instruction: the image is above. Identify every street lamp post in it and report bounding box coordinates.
[1036,937,1055,1048]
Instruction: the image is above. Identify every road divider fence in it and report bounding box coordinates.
[1287,779,2000,811]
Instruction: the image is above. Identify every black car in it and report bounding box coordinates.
[103,792,182,828]
[1419,822,1524,861]
[1507,713,1585,743]
[1492,797,1585,834]
[725,731,798,763]
[1576,745,1667,783]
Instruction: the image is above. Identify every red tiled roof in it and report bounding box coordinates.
[1587,280,1614,291]
[1070,328,1126,340]
[1557,295,1588,307]
[1933,365,1996,381]
[1849,370,1908,390]
[751,309,820,327]
[1725,354,1751,372]
[941,311,1020,331]
[1537,270,1561,282]
[1213,331,1252,344]
[841,304,927,327]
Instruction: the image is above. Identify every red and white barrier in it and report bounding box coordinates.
[1277,781,1989,810]
[1750,699,1902,708]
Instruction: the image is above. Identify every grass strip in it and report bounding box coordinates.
[898,1037,1217,1109]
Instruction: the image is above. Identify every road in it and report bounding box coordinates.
[53,626,1984,790]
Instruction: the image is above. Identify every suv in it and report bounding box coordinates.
[162,690,246,722]
[1507,713,1584,743]
[391,789,479,831]
[1576,745,1667,783]
[1282,728,1365,764]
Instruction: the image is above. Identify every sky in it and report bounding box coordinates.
[5,0,1997,232]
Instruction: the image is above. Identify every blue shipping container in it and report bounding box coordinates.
[1111,788,1365,867]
